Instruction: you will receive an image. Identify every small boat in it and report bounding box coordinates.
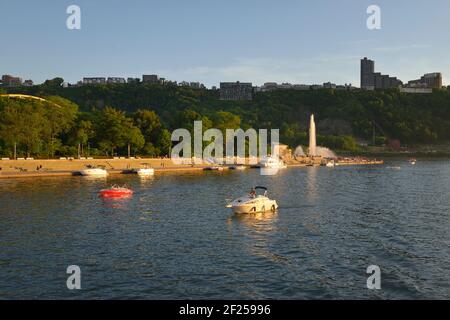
[204,166,224,171]
[135,168,155,176]
[229,165,247,170]
[259,156,287,169]
[133,164,155,176]
[79,167,108,177]
[325,160,335,167]
[409,159,417,165]
[226,186,278,214]
[100,185,133,198]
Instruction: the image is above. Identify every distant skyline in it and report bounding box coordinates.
[1,0,449,87]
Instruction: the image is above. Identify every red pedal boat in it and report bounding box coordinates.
[100,185,133,198]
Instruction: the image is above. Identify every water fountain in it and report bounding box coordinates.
[315,146,337,159]
[293,146,306,157]
[307,114,337,159]
[292,115,338,161]
[309,114,317,156]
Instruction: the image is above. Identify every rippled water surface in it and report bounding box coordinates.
[0,160,449,299]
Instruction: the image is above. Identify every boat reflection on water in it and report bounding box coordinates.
[259,167,280,176]
[228,210,279,232]
[137,174,155,186]
[227,211,287,266]
[100,196,133,209]
[80,175,108,182]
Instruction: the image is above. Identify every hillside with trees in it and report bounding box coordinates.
[1,80,450,158]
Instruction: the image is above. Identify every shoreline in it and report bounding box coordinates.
[0,157,385,179]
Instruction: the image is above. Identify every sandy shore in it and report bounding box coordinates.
[0,158,384,179]
[0,158,207,179]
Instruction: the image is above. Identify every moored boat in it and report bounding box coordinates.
[79,167,108,177]
[325,160,335,167]
[132,164,155,176]
[204,166,224,171]
[259,156,287,169]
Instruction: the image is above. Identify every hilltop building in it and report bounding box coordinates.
[178,81,205,89]
[407,73,442,89]
[83,77,106,85]
[127,78,140,84]
[360,57,403,90]
[360,57,375,89]
[220,82,253,101]
[23,80,34,87]
[1,75,22,87]
[399,87,433,94]
[257,82,355,92]
[142,74,159,84]
[107,77,126,84]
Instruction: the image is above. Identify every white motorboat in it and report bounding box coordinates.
[259,155,287,169]
[226,186,278,214]
[326,160,335,167]
[133,164,155,176]
[79,167,108,177]
[134,168,155,176]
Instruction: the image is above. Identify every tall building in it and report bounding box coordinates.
[360,57,375,90]
[360,57,403,90]
[1,74,22,87]
[408,73,442,89]
[219,82,253,100]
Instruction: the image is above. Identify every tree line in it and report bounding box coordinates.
[2,80,450,158]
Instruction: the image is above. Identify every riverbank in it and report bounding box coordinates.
[0,158,207,179]
[340,144,450,159]
[0,157,385,179]
[345,152,450,159]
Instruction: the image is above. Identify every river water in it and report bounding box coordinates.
[0,160,449,299]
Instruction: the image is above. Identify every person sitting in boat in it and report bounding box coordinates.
[249,188,256,198]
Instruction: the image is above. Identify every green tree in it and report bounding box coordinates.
[0,99,49,157]
[212,111,241,133]
[134,109,171,156]
[173,109,212,131]
[43,96,78,157]
[66,119,94,156]
[94,107,144,156]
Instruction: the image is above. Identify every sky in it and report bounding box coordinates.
[1,0,449,87]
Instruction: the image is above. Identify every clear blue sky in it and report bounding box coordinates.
[1,0,449,87]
